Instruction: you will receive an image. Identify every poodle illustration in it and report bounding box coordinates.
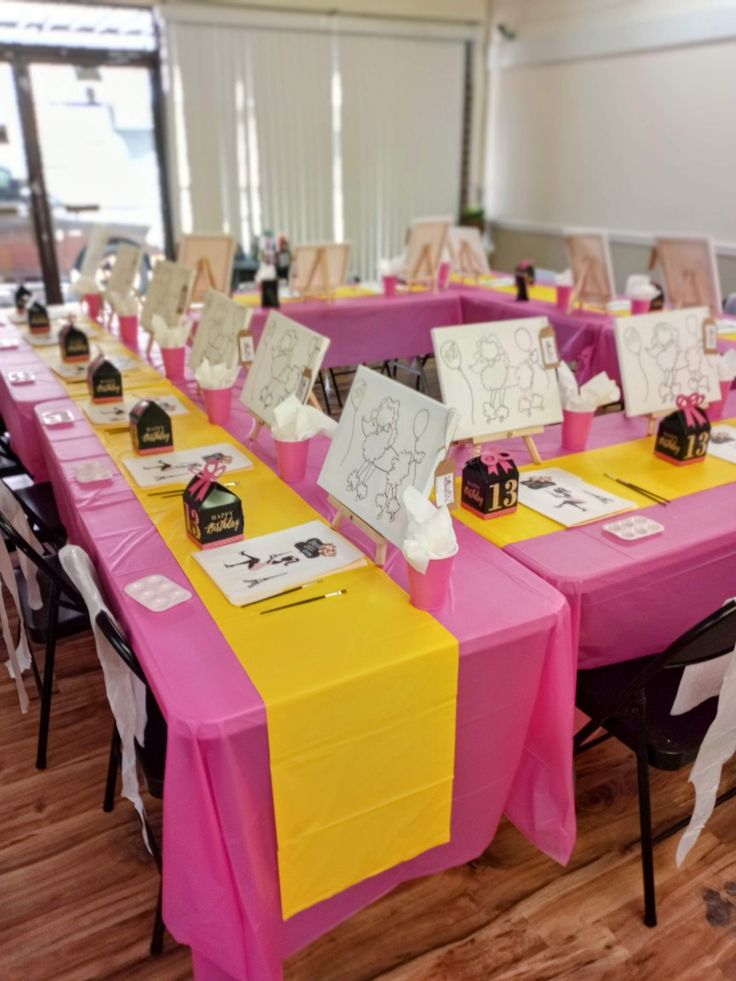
[646,323,682,401]
[346,397,415,520]
[259,329,302,408]
[470,336,511,424]
[514,327,545,416]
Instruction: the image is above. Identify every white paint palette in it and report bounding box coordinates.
[8,371,35,385]
[603,515,664,542]
[73,461,114,484]
[41,408,75,428]
[124,574,192,612]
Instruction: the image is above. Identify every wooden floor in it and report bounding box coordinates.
[3,365,736,979]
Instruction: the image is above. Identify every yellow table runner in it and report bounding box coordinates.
[84,375,458,919]
[454,428,736,548]
[233,284,378,307]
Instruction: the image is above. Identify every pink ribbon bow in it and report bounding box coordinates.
[480,450,514,476]
[675,393,707,428]
[188,458,227,502]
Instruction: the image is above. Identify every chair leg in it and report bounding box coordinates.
[634,695,657,927]
[317,371,332,415]
[329,369,343,409]
[36,583,60,770]
[103,724,121,812]
[150,876,165,956]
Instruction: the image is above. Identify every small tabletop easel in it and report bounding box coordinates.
[300,247,334,302]
[247,391,322,443]
[405,243,438,292]
[464,426,544,465]
[328,495,388,566]
[455,240,485,284]
[191,257,218,302]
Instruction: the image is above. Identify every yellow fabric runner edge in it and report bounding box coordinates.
[65,340,459,920]
[453,423,736,548]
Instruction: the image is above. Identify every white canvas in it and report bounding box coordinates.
[318,366,458,548]
[193,520,366,606]
[614,307,721,417]
[240,310,330,426]
[79,225,111,280]
[190,290,250,371]
[290,243,351,295]
[106,242,143,298]
[121,442,253,488]
[448,226,490,277]
[564,230,615,306]
[656,235,722,314]
[708,425,736,464]
[140,260,194,332]
[432,318,563,441]
[81,394,188,426]
[518,468,636,528]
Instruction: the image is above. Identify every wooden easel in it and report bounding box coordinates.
[299,247,334,302]
[456,240,484,283]
[571,256,611,311]
[191,257,217,303]
[328,495,388,566]
[466,426,543,465]
[247,391,322,443]
[405,243,438,292]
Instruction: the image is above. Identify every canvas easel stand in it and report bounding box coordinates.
[460,427,543,465]
[191,257,218,302]
[327,496,388,567]
[571,257,606,310]
[297,247,338,302]
[455,240,486,285]
[405,244,439,292]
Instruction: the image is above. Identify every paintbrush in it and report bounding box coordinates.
[260,588,347,615]
[604,474,670,506]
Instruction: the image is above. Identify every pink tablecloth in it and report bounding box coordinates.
[34,392,575,981]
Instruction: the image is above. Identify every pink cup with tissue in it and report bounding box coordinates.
[562,409,595,452]
[162,346,186,381]
[407,554,455,612]
[119,314,139,349]
[707,380,733,421]
[556,284,573,311]
[85,293,102,322]
[630,297,651,315]
[203,387,232,426]
[274,438,310,483]
[437,261,451,290]
[383,275,398,298]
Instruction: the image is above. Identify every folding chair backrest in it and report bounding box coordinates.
[658,600,736,670]
[0,479,43,609]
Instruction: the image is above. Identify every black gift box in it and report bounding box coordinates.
[14,285,31,314]
[27,301,51,334]
[515,260,535,302]
[654,395,710,466]
[183,474,244,549]
[129,399,173,455]
[87,354,123,403]
[59,322,90,363]
[461,452,519,519]
[260,278,280,308]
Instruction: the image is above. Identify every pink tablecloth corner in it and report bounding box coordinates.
[33,388,576,981]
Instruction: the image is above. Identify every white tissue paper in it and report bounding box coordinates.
[378,254,406,278]
[670,612,736,866]
[717,350,736,383]
[256,263,277,283]
[70,274,101,297]
[558,361,621,412]
[151,312,190,349]
[556,269,573,287]
[271,395,338,442]
[195,357,240,391]
[625,274,658,301]
[107,290,139,317]
[401,486,458,575]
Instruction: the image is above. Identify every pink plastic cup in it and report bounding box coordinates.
[203,386,232,426]
[274,437,310,482]
[556,284,573,311]
[407,554,456,612]
[437,261,451,290]
[630,297,651,315]
[161,346,186,381]
[119,314,139,349]
[707,380,733,421]
[562,409,595,452]
[383,275,398,298]
[85,293,102,322]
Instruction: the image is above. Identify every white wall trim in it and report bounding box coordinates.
[491,218,736,259]
[491,3,736,69]
[159,3,479,41]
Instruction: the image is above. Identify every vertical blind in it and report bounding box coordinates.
[163,9,469,280]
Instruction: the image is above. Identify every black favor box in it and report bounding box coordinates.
[461,453,519,519]
[14,284,31,314]
[27,301,51,334]
[129,399,173,455]
[655,399,710,466]
[87,354,123,403]
[515,261,535,302]
[260,278,280,308]
[183,476,244,549]
[59,322,90,363]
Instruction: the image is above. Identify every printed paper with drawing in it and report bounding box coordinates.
[240,310,330,426]
[432,318,562,441]
[518,468,636,528]
[318,366,458,548]
[614,308,720,417]
[121,442,252,488]
[81,394,188,426]
[193,520,366,606]
[708,425,736,465]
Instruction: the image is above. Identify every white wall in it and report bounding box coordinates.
[485,0,736,255]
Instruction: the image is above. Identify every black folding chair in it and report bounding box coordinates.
[0,429,28,479]
[96,610,168,956]
[575,600,736,927]
[4,479,66,549]
[0,511,88,768]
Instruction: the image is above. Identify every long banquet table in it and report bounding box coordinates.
[0,317,576,980]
